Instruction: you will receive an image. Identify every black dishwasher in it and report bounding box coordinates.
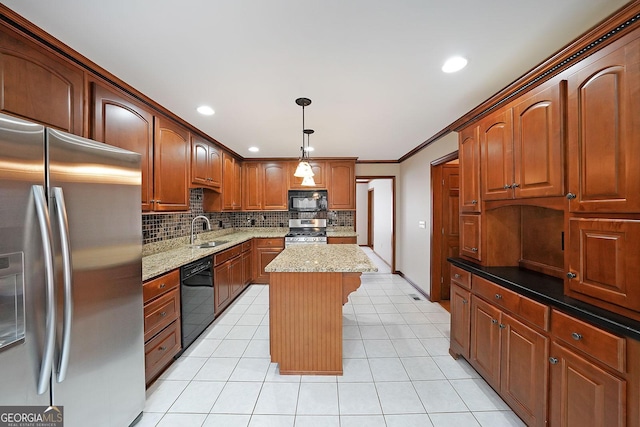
[179,256,214,352]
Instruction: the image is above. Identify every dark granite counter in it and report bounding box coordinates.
[448,257,640,341]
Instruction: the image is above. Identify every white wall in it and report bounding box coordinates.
[396,132,458,295]
[368,179,393,265]
[355,183,369,245]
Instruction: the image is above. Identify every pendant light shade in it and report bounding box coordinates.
[294,161,314,178]
[301,175,316,186]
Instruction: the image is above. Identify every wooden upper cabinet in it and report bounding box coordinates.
[243,162,262,210]
[289,160,327,189]
[567,34,640,213]
[154,117,190,211]
[459,125,481,212]
[190,135,221,190]
[0,24,83,135]
[327,160,355,210]
[513,82,564,199]
[91,82,154,211]
[222,152,242,211]
[480,109,514,201]
[262,162,289,210]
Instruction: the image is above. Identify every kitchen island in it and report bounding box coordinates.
[265,244,377,375]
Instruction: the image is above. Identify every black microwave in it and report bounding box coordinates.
[288,190,328,212]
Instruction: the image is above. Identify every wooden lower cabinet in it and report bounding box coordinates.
[449,283,471,360]
[327,236,357,244]
[253,238,284,284]
[470,296,549,427]
[548,341,626,427]
[214,242,253,314]
[142,269,181,385]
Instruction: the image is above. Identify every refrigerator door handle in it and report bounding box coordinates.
[32,185,56,395]
[52,187,73,383]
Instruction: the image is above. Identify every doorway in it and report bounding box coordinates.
[356,176,396,272]
[430,152,459,301]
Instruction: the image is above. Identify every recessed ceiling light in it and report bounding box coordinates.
[248,146,259,152]
[197,105,215,116]
[442,56,468,73]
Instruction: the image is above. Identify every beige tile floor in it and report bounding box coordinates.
[139,248,524,427]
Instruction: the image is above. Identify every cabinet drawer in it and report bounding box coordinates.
[254,238,284,248]
[450,266,471,290]
[144,288,180,342]
[327,236,357,244]
[242,241,252,252]
[214,244,243,265]
[144,319,181,384]
[143,269,180,303]
[551,309,626,373]
[473,275,548,330]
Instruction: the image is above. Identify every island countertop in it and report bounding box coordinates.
[264,244,378,273]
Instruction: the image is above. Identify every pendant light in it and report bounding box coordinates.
[300,129,316,186]
[294,97,314,179]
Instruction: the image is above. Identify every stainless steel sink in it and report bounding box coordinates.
[191,240,229,249]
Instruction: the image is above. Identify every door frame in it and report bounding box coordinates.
[356,175,396,273]
[430,151,459,301]
[367,188,374,249]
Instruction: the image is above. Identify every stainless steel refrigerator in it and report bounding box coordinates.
[0,113,145,426]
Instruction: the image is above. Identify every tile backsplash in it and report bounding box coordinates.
[142,189,354,244]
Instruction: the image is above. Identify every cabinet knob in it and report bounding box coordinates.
[495,293,502,300]
[499,324,506,329]
[566,193,577,200]
[549,357,558,365]
[503,184,511,189]
[566,272,577,279]
[512,183,520,188]
[471,199,478,204]
[571,332,583,341]
[462,299,468,304]
[160,311,167,317]
[491,319,498,325]
[471,247,478,252]
[159,346,167,351]
[454,273,461,279]
[159,283,166,289]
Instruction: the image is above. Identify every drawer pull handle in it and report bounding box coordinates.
[454,273,461,279]
[549,357,558,365]
[512,183,520,188]
[566,193,577,200]
[159,283,166,289]
[159,346,167,351]
[160,311,167,317]
[503,184,511,189]
[491,319,498,325]
[566,272,577,279]
[471,200,477,205]
[495,293,502,300]
[571,332,583,341]
[471,247,478,252]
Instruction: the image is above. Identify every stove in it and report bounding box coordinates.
[285,218,327,247]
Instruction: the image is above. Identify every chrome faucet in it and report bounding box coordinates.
[190,215,211,245]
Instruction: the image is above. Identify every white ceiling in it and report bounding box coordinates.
[3,0,630,160]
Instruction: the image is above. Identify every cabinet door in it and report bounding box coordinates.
[191,136,211,187]
[567,36,640,213]
[0,26,83,135]
[262,162,289,210]
[549,341,626,427]
[222,152,241,211]
[208,144,222,188]
[243,162,262,210]
[567,218,640,312]
[254,248,282,284]
[91,82,154,211]
[289,161,327,189]
[513,82,564,198]
[470,297,501,389]
[234,159,242,210]
[500,313,549,427]
[242,249,253,286]
[154,117,190,211]
[327,161,355,209]
[459,125,481,212]
[214,262,231,313]
[230,255,244,298]
[449,283,471,359]
[459,214,481,261]
[481,109,514,201]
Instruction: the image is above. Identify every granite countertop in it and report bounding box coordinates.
[142,227,357,281]
[448,257,640,341]
[265,244,378,273]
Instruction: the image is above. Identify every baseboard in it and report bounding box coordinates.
[396,270,430,300]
